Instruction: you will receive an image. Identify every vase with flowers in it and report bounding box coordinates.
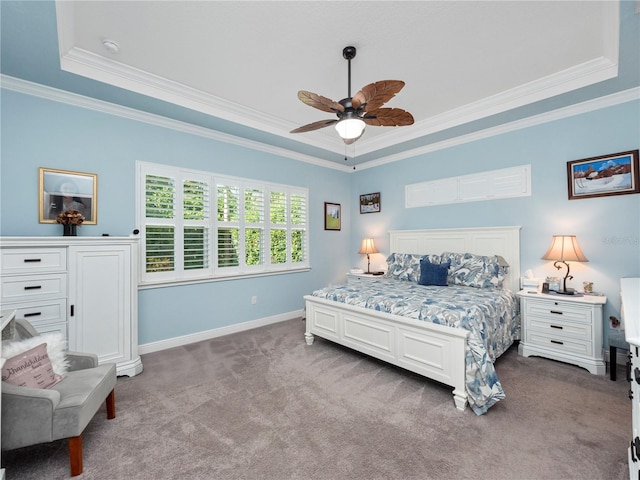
[56,210,85,236]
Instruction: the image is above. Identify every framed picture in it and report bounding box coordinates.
[567,150,639,200]
[324,202,341,231]
[359,192,381,214]
[38,167,98,224]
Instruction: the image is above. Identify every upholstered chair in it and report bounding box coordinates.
[1,319,117,476]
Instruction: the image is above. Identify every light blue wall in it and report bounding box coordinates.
[351,100,640,341]
[1,88,639,348]
[0,89,352,344]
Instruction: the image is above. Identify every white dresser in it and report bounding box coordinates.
[622,278,640,480]
[518,290,606,375]
[0,237,142,377]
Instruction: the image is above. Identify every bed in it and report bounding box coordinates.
[303,226,521,415]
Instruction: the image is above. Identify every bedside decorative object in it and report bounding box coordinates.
[541,235,588,295]
[358,238,379,274]
[567,149,639,200]
[545,276,561,292]
[359,192,381,214]
[39,167,97,224]
[517,289,607,375]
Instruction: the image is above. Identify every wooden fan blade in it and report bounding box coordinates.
[290,118,338,133]
[363,108,414,127]
[297,91,345,113]
[352,80,405,111]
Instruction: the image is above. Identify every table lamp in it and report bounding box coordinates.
[541,235,588,295]
[358,238,379,274]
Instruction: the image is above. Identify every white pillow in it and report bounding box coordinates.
[2,332,69,375]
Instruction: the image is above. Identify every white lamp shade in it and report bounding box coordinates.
[335,118,366,139]
[358,238,379,255]
[541,235,588,262]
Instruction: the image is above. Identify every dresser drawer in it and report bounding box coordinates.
[525,330,593,357]
[525,315,592,341]
[4,299,67,327]
[524,299,592,323]
[1,273,67,303]
[1,248,67,275]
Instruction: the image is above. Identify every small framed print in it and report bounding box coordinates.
[324,202,341,231]
[38,167,98,224]
[567,150,639,200]
[359,192,381,214]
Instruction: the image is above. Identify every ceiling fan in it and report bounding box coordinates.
[290,46,414,144]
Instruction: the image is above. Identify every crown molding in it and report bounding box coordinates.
[356,86,640,171]
[0,75,351,173]
[2,75,636,173]
[358,56,619,155]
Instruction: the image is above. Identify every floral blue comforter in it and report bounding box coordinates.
[311,278,520,414]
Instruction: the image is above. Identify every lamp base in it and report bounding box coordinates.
[556,288,576,295]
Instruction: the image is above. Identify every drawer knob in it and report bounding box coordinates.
[550,325,563,330]
[24,285,42,290]
[550,310,563,315]
[23,258,42,263]
[550,340,564,345]
[23,312,42,318]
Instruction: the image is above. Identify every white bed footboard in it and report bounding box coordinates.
[304,295,469,411]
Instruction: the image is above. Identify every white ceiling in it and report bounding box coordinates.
[54,1,620,165]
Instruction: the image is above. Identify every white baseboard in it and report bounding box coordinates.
[138,309,303,355]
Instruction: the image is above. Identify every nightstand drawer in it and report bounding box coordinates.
[525,330,593,357]
[1,248,67,275]
[525,299,592,323]
[1,274,67,303]
[525,315,592,341]
[346,273,380,285]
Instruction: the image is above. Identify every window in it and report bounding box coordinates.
[138,162,309,285]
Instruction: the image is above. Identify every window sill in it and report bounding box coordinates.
[138,267,312,290]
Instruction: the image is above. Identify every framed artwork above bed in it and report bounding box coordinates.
[567,149,639,200]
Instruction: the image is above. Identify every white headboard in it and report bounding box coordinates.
[389,226,521,292]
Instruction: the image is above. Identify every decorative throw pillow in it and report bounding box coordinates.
[385,253,442,282]
[419,258,450,286]
[2,343,63,389]
[2,332,69,375]
[441,252,509,289]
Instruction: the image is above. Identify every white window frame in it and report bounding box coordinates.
[137,161,309,287]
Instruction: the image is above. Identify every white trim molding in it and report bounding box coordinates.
[138,309,303,355]
[1,75,637,173]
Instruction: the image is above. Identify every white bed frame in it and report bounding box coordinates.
[304,226,521,411]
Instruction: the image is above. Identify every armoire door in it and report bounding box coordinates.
[68,245,132,367]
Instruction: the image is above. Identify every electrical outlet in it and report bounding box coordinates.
[251,296,257,305]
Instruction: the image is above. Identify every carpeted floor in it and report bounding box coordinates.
[2,318,630,479]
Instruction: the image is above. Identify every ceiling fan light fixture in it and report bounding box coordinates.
[335,118,365,139]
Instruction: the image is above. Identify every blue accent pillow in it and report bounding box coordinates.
[419,258,450,286]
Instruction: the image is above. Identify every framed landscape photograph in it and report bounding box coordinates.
[567,150,639,200]
[39,167,98,224]
[324,202,341,231]
[359,192,381,214]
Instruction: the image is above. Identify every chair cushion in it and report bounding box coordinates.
[1,343,63,389]
[51,363,117,440]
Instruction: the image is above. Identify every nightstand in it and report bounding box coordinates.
[517,290,607,375]
[346,272,381,285]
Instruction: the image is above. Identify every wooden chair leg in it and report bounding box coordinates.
[69,435,83,476]
[106,389,116,419]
